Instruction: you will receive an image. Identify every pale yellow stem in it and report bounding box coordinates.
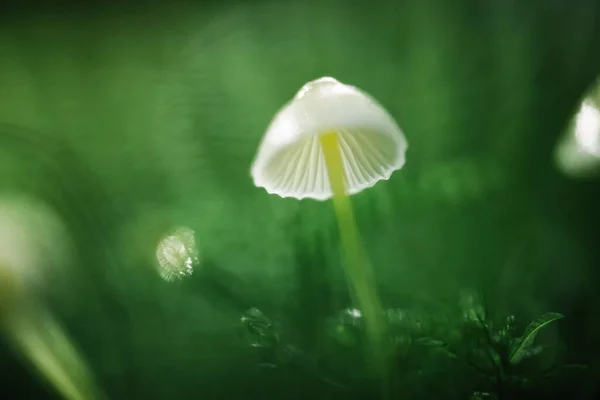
[319,132,388,373]
[2,302,104,400]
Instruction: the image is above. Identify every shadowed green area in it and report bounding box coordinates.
[0,0,599,399]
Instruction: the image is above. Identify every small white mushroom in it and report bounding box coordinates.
[556,95,600,178]
[250,77,408,375]
[251,77,408,200]
[156,226,197,282]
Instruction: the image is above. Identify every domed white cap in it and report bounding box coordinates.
[0,194,70,289]
[250,77,408,200]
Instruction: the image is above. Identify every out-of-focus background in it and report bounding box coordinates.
[1,0,599,399]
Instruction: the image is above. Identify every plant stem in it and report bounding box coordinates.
[319,132,388,378]
[477,315,505,399]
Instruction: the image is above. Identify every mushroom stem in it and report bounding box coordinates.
[2,299,103,400]
[319,132,388,372]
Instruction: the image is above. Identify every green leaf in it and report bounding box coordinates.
[412,338,461,360]
[509,312,565,365]
[437,347,461,360]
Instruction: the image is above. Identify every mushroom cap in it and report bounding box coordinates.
[555,96,600,178]
[156,227,197,282]
[251,77,408,200]
[0,194,70,289]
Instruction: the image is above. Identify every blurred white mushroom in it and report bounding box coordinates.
[156,226,198,282]
[555,79,600,178]
[250,77,408,373]
[0,193,71,290]
[0,193,103,400]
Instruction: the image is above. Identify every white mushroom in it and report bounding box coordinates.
[555,90,600,178]
[251,77,408,200]
[156,226,197,282]
[250,77,408,373]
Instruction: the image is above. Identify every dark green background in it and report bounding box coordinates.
[0,0,599,398]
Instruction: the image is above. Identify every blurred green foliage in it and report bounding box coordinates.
[0,0,600,399]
